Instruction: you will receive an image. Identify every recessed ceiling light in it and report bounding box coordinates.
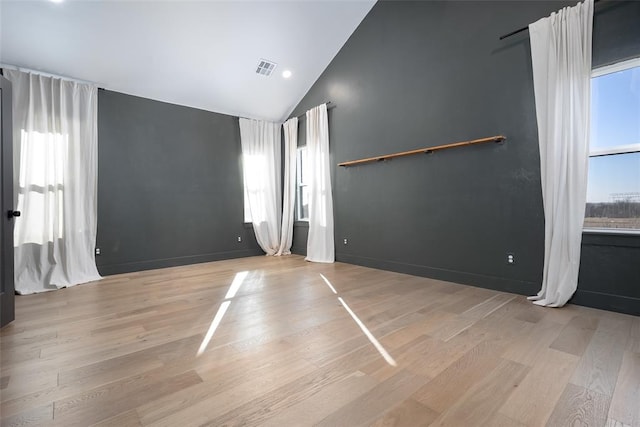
[50,0,64,3]
[282,70,292,79]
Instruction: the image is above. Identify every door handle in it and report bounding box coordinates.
[7,210,20,219]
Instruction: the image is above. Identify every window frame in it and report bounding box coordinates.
[295,145,309,222]
[242,156,252,224]
[584,56,640,234]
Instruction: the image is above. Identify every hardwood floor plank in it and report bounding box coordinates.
[412,338,508,413]
[170,363,354,427]
[607,351,640,426]
[468,298,534,341]
[499,348,580,426]
[438,288,496,314]
[0,330,57,350]
[314,369,428,427]
[0,343,237,420]
[570,329,629,396]
[540,304,587,326]
[513,301,547,324]
[58,350,164,387]
[0,370,58,402]
[52,370,202,426]
[379,310,456,350]
[502,317,565,366]
[0,403,54,427]
[415,327,492,378]
[545,383,610,427]
[373,311,428,342]
[0,348,41,371]
[427,315,477,342]
[260,371,378,427]
[370,398,438,427]
[429,359,530,426]
[483,412,528,426]
[631,317,640,338]
[1,381,68,419]
[138,351,315,426]
[606,418,633,427]
[90,409,142,427]
[297,333,370,368]
[549,314,599,357]
[459,293,516,320]
[597,312,634,336]
[360,334,435,382]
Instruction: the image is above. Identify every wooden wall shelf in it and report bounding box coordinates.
[338,135,506,167]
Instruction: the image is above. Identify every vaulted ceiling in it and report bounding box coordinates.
[0,0,376,122]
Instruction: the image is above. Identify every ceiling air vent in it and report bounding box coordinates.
[256,59,277,76]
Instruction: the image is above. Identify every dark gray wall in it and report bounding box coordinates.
[290,1,640,314]
[97,90,261,275]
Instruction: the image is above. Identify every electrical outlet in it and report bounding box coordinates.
[237,236,242,243]
[95,248,101,255]
[343,238,348,245]
[507,253,515,265]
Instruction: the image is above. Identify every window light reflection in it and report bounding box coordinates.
[197,301,230,356]
[225,271,248,299]
[320,274,397,367]
[338,297,397,367]
[196,271,248,356]
[320,273,337,294]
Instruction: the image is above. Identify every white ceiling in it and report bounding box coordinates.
[0,0,375,122]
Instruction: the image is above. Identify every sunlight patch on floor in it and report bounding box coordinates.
[320,274,397,367]
[197,271,248,356]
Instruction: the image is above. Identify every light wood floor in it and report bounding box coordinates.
[1,255,639,427]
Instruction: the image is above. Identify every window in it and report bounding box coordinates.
[296,146,310,221]
[243,184,251,223]
[243,155,252,223]
[585,58,640,231]
[242,153,268,224]
[15,130,67,244]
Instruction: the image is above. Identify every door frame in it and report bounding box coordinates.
[1,74,15,328]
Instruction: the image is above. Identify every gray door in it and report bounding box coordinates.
[1,75,16,328]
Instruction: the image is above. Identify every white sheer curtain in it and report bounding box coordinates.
[5,69,101,294]
[305,104,334,263]
[239,118,281,255]
[277,117,298,256]
[527,0,593,307]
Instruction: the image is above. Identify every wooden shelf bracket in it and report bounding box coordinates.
[338,135,506,167]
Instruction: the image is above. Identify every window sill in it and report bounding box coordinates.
[245,221,310,228]
[583,228,640,236]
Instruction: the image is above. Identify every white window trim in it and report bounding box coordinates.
[592,56,640,78]
[583,227,640,236]
[589,58,640,160]
[589,143,640,157]
[296,146,309,222]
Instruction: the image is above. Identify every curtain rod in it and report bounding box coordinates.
[240,102,334,123]
[292,101,335,120]
[499,0,601,40]
[0,64,101,87]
